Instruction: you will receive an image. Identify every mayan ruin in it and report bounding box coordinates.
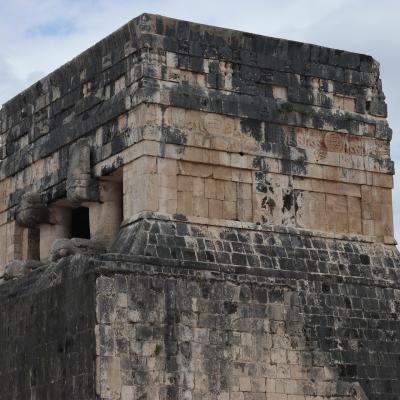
[0,12,399,400]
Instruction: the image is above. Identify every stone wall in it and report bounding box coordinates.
[0,13,395,270]
[0,251,364,400]
[1,212,400,399]
[0,257,97,399]
[111,214,400,396]
[0,12,398,400]
[95,267,352,400]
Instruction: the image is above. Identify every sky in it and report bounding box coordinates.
[0,0,399,239]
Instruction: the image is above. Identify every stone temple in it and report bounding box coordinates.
[0,13,399,400]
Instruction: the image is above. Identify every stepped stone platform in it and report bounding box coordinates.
[0,13,399,400]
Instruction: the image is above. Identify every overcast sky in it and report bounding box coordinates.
[1,0,399,239]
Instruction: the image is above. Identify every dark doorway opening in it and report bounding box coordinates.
[70,207,90,239]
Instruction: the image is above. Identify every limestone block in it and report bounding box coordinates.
[215,180,225,201]
[158,175,177,191]
[230,153,248,168]
[361,185,393,237]
[326,194,348,233]
[123,163,159,217]
[114,75,126,94]
[66,139,99,204]
[117,114,128,132]
[98,356,121,399]
[238,183,252,201]
[159,198,178,214]
[346,169,366,185]
[193,197,208,218]
[0,178,9,213]
[121,386,135,400]
[217,392,229,400]
[22,227,40,260]
[322,166,343,182]
[0,224,6,271]
[232,169,253,184]
[178,191,194,216]
[157,158,177,175]
[205,179,217,199]
[333,94,344,111]
[216,151,230,167]
[347,197,362,234]
[267,392,288,399]
[40,206,71,260]
[362,219,374,236]
[360,122,376,137]
[223,200,236,220]
[290,366,307,380]
[266,378,276,393]
[179,161,213,178]
[192,177,205,197]
[343,96,356,112]
[304,164,324,180]
[90,181,123,249]
[209,199,223,219]
[251,377,266,393]
[224,181,237,202]
[178,175,194,192]
[273,86,288,100]
[238,198,253,222]
[372,172,393,188]
[213,166,232,181]
[293,178,312,192]
[295,191,326,231]
[6,221,23,262]
[166,52,178,67]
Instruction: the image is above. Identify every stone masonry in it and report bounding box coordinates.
[0,13,399,400]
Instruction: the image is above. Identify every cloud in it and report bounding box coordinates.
[26,19,77,37]
[1,0,399,240]
[0,57,27,104]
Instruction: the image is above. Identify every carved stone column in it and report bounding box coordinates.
[39,206,71,260]
[66,139,99,204]
[16,192,49,261]
[22,228,40,260]
[89,180,122,249]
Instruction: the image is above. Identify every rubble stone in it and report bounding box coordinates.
[16,192,49,228]
[49,238,79,262]
[3,260,28,280]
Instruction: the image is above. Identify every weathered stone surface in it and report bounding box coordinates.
[0,12,398,400]
[49,238,79,261]
[16,192,49,228]
[0,258,97,399]
[2,247,399,398]
[0,13,394,262]
[3,260,27,280]
[2,259,43,281]
[24,259,44,270]
[49,238,106,262]
[71,238,107,254]
[66,139,99,204]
